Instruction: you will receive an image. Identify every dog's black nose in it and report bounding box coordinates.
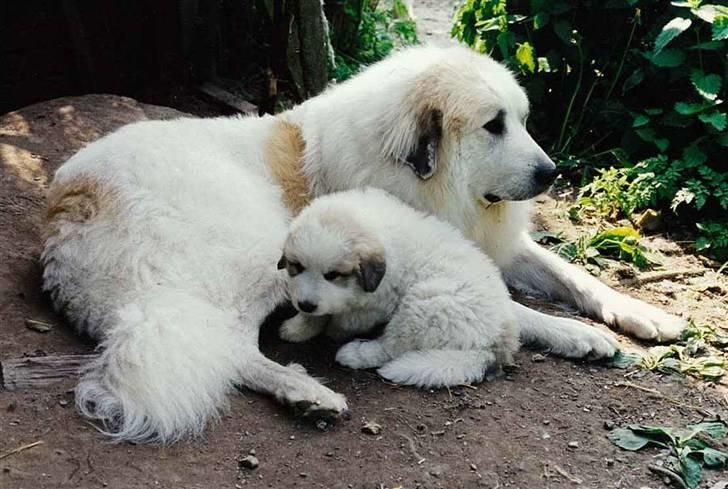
[534,163,558,188]
[298,301,317,313]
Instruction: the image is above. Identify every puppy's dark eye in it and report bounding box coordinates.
[483,117,505,135]
[287,262,303,277]
[323,271,341,281]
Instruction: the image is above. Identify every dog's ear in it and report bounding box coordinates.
[357,257,386,293]
[403,109,442,180]
[277,255,287,270]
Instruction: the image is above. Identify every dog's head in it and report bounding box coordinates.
[278,202,386,316]
[379,46,557,205]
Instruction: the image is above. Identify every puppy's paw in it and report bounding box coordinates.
[335,340,389,369]
[279,315,320,343]
[604,298,686,342]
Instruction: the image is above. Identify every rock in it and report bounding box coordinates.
[531,353,547,362]
[58,399,69,407]
[604,420,615,430]
[567,441,579,449]
[25,319,54,333]
[361,421,382,435]
[299,472,308,478]
[605,458,615,467]
[238,455,259,470]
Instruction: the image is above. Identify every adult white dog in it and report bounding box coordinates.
[42,44,685,443]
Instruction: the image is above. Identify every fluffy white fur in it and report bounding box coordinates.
[279,187,523,387]
[43,43,685,443]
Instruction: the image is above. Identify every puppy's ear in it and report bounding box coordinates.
[357,258,386,293]
[277,255,287,270]
[403,109,442,180]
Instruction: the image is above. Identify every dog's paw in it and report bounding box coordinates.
[604,297,686,342]
[288,388,349,423]
[569,326,620,360]
[279,315,320,343]
[335,340,389,370]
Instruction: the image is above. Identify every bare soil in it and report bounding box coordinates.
[1,32,727,489]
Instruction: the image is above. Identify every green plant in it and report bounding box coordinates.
[575,166,658,219]
[636,344,726,381]
[608,421,728,488]
[552,226,658,270]
[452,0,728,256]
[330,0,418,81]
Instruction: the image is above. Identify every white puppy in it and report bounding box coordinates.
[279,187,521,387]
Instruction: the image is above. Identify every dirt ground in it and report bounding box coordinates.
[1,4,728,488]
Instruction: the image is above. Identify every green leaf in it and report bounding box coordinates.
[632,114,650,127]
[515,42,536,72]
[650,48,686,67]
[699,111,727,130]
[553,20,572,45]
[654,18,692,55]
[533,12,549,30]
[683,145,707,167]
[674,101,715,115]
[607,428,653,450]
[680,454,703,489]
[691,69,722,100]
[607,350,641,369]
[692,4,724,23]
[700,447,728,466]
[714,15,728,40]
[623,68,644,93]
[686,421,727,439]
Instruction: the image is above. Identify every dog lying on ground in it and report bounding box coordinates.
[278,187,528,387]
[42,44,685,443]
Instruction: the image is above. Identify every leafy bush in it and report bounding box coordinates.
[330,0,418,81]
[452,0,728,257]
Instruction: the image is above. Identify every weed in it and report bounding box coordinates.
[551,226,658,270]
[608,421,728,488]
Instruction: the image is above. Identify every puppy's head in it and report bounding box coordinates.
[380,46,557,204]
[278,206,386,316]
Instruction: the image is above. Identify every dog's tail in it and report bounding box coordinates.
[75,289,249,444]
[377,349,500,388]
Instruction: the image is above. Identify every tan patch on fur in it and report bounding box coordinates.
[406,69,471,212]
[45,176,111,239]
[264,120,311,215]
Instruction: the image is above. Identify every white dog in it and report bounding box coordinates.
[43,44,685,443]
[278,187,527,387]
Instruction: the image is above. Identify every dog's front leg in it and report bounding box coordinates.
[503,235,686,342]
[239,347,348,420]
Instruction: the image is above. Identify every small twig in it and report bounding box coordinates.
[621,269,706,286]
[396,431,425,464]
[553,463,583,484]
[616,382,708,414]
[647,464,688,489]
[0,441,44,460]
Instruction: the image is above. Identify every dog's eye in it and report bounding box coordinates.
[323,271,341,281]
[287,262,304,276]
[483,117,505,135]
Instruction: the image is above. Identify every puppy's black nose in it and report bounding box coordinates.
[534,163,558,188]
[298,301,317,313]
